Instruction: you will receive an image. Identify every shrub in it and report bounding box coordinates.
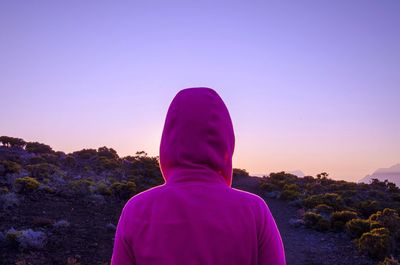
[331,211,358,231]
[379,257,400,265]
[17,229,47,249]
[98,146,119,159]
[346,218,371,238]
[28,156,47,165]
[357,227,392,260]
[15,177,40,193]
[95,182,112,196]
[260,181,278,192]
[5,228,22,248]
[96,157,120,171]
[368,208,400,239]
[315,219,331,232]
[25,142,53,154]
[0,186,9,195]
[111,181,136,200]
[0,136,26,148]
[303,212,323,228]
[26,163,61,181]
[280,189,301,201]
[283,183,300,191]
[0,160,22,175]
[303,193,344,210]
[53,220,70,229]
[69,179,95,195]
[358,200,382,217]
[233,168,250,177]
[315,204,334,214]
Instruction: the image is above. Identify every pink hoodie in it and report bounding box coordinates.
[111,87,286,265]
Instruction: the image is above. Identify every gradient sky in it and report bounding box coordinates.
[1,1,399,182]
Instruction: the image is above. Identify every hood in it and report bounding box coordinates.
[159,87,235,187]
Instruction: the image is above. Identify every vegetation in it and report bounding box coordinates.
[260,170,400,261]
[1,135,400,263]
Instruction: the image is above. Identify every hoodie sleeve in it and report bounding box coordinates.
[111,203,136,265]
[257,199,286,265]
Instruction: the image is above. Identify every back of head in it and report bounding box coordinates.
[159,87,235,187]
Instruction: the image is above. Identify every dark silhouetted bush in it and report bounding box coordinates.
[303,193,344,210]
[346,218,371,238]
[304,211,323,228]
[358,227,391,260]
[111,181,136,200]
[315,219,331,232]
[280,189,301,201]
[25,142,53,154]
[26,163,61,181]
[69,179,95,195]
[358,200,382,218]
[233,168,250,177]
[369,208,400,239]
[331,211,358,231]
[0,136,26,148]
[379,257,400,265]
[15,177,40,193]
[0,160,21,175]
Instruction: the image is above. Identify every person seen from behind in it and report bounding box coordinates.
[111,87,286,265]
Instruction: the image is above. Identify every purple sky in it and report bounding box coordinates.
[1,1,399,181]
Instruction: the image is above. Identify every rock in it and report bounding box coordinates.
[106,223,116,232]
[53,220,70,229]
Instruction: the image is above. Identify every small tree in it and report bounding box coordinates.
[0,136,26,148]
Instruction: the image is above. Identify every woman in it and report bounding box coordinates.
[111,87,286,265]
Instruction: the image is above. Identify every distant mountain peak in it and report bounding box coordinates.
[360,163,400,187]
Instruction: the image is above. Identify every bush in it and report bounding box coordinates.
[17,229,47,249]
[0,136,26,148]
[331,211,358,231]
[315,219,331,232]
[5,228,22,248]
[69,179,95,195]
[5,228,46,249]
[25,142,53,154]
[368,208,400,239]
[379,257,400,265]
[346,218,371,238]
[0,160,21,175]
[283,183,300,191]
[260,181,279,192]
[280,189,301,201]
[315,204,334,214]
[26,163,61,181]
[15,177,40,193]
[111,181,136,200]
[358,200,382,217]
[303,212,323,228]
[358,227,392,260]
[96,157,120,171]
[95,182,112,196]
[233,168,249,177]
[303,193,344,210]
[0,186,9,195]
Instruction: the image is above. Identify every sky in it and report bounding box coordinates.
[1,0,399,182]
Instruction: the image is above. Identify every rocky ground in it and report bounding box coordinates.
[0,175,377,265]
